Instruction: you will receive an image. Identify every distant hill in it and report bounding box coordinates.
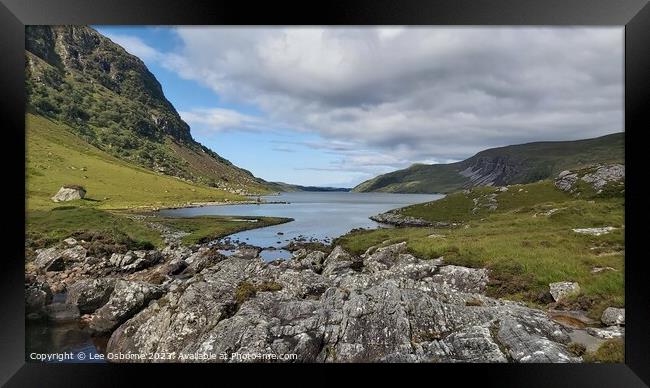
[353,133,624,193]
[263,181,351,193]
[25,25,270,195]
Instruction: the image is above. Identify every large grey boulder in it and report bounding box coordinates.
[109,250,162,273]
[555,172,579,192]
[432,265,489,294]
[555,164,624,194]
[89,280,164,333]
[581,164,625,191]
[601,307,625,326]
[33,245,88,272]
[184,247,226,274]
[51,185,86,202]
[66,278,117,314]
[321,246,356,277]
[286,250,326,273]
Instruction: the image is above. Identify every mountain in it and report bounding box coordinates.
[353,133,624,193]
[25,25,269,195]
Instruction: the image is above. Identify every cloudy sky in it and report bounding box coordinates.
[96,26,623,187]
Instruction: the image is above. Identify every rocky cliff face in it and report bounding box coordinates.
[26,26,190,142]
[458,155,520,187]
[25,25,268,194]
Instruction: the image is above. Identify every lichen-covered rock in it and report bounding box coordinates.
[586,326,624,339]
[442,326,507,362]
[549,282,580,302]
[601,307,625,326]
[184,247,226,274]
[555,164,624,194]
[369,212,435,227]
[581,164,624,191]
[66,278,116,313]
[286,250,326,273]
[363,242,408,273]
[34,245,88,272]
[109,250,162,272]
[572,227,616,236]
[432,265,489,294]
[322,246,357,277]
[89,280,164,333]
[107,243,578,363]
[555,172,579,192]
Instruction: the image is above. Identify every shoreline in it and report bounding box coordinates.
[116,198,291,214]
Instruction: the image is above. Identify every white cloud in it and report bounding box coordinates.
[179,108,265,133]
[110,27,624,181]
[103,33,161,61]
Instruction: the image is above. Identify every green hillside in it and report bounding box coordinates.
[26,114,245,211]
[353,133,624,194]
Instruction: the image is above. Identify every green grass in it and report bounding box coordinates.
[234,280,283,306]
[583,339,624,363]
[398,181,572,223]
[335,181,624,318]
[26,114,246,211]
[26,206,163,249]
[27,207,293,252]
[151,215,293,245]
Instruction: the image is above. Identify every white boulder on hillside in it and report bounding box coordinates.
[51,185,86,202]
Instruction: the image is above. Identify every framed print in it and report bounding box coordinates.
[1,0,648,386]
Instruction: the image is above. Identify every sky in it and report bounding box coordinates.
[94,26,623,188]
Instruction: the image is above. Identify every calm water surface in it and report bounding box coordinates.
[160,192,443,260]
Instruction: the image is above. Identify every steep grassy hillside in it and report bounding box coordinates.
[25,25,269,194]
[26,114,246,211]
[353,133,624,193]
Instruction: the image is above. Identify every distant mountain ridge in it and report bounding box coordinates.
[263,181,351,193]
[353,133,624,194]
[25,25,269,195]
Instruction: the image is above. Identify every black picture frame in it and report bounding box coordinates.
[1,0,648,386]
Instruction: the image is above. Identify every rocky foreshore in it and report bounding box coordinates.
[25,232,616,363]
[370,211,449,227]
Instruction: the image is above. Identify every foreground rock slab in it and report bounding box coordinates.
[89,280,164,333]
[107,243,580,363]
